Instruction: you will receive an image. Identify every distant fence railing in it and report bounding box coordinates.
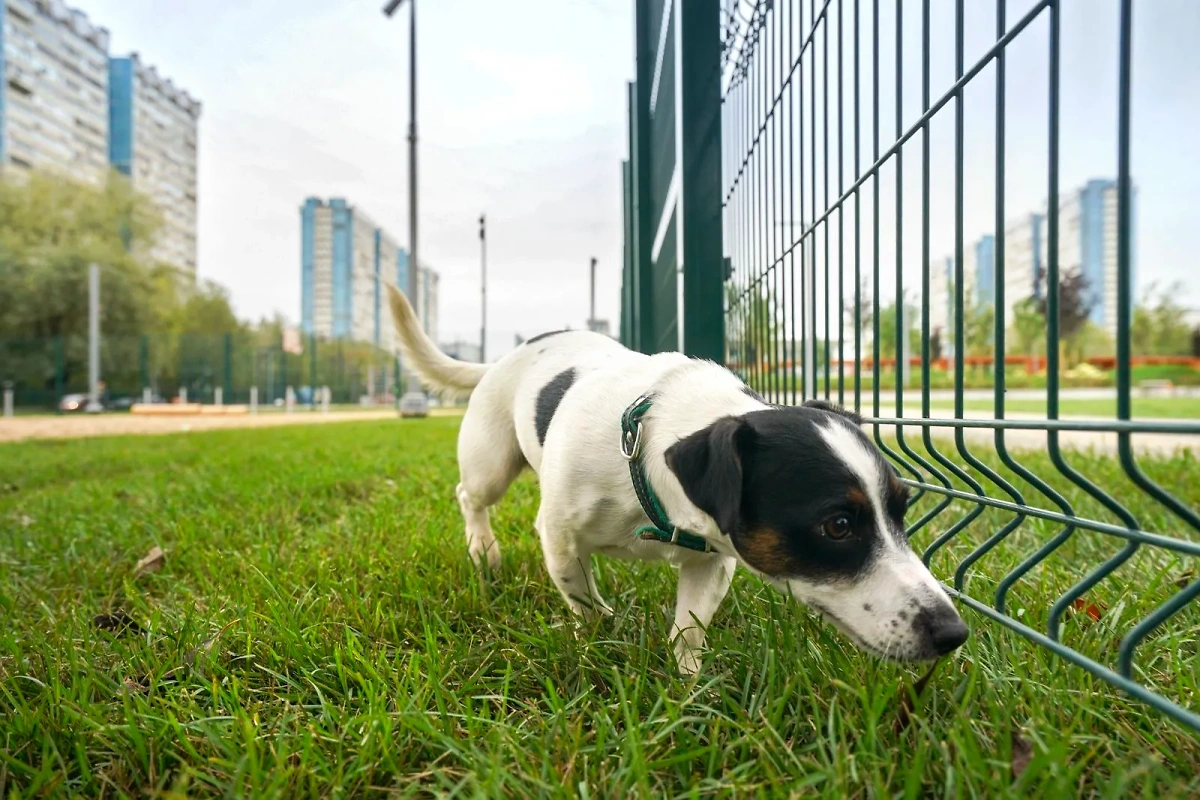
[0,333,403,409]
[624,0,1200,732]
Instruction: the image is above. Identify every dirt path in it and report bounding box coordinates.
[0,409,437,443]
[3,405,1195,453]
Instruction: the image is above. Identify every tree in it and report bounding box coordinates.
[1132,282,1192,356]
[1035,268,1097,366]
[1010,295,1046,360]
[0,170,243,400]
[945,283,995,359]
[0,170,174,340]
[842,278,873,353]
[930,328,944,361]
[726,282,780,367]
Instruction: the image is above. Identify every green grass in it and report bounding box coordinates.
[929,396,1200,419]
[1,419,1198,796]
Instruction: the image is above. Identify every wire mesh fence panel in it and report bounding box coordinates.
[712,0,1200,731]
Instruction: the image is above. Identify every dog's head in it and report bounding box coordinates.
[664,399,968,661]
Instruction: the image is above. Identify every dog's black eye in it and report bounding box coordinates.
[822,515,854,540]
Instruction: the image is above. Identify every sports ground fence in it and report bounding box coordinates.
[0,333,403,409]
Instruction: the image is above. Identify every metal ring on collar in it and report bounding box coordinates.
[621,423,643,461]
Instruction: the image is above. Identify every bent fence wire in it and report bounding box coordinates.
[712,0,1199,729]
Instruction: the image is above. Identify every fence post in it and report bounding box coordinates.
[142,386,151,404]
[679,0,724,362]
[214,386,223,406]
[2,384,13,418]
[394,353,402,407]
[310,333,318,409]
[223,333,233,402]
[630,63,654,351]
[54,335,64,412]
[87,262,102,413]
[139,334,149,394]
[250,386,258,414]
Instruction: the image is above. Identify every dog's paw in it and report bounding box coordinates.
[467,538,501,574]
[570,600,614,622]
[674,641,703,677]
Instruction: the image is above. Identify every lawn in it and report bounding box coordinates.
[1,418,1198,796]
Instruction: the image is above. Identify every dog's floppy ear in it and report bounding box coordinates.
[664,416,750,535]
[802,398,863,425]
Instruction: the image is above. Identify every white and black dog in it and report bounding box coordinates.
[387,285,967,674]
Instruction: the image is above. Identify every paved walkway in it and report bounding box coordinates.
[2,403,1195,454]
[869,406,1200,454]
[908,387,1200,401]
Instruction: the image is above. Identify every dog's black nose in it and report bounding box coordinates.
[920,608,969,655]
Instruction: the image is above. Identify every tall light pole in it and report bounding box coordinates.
[479,214,487,363]
[382,0,418,300]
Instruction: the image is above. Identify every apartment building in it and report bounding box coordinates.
[1,1,201,277]
[301,196,438,348]
[0,0,109,179]
[109,52,201,276]
[930,178,1135,344]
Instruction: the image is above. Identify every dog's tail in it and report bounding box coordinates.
[386,283,488,399]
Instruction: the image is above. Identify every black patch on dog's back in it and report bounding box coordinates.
[526,330,569,345]
[535,368,577,445]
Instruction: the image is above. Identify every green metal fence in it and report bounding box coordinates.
[624,0,1200,732]
[0,333,402,410]
[621,0,725,361]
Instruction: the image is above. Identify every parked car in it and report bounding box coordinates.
[399,391,429,418]
[57,393,90,413]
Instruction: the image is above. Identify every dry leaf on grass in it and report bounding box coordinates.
[133,545,165,578]
[120,677,148,695]
[94,609,144,635]
[1011,730,1033,779]
[895,657,943,733]
[1070,598,1105,621]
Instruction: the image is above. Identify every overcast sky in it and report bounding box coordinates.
[81,0,1197,354]
[85,0,632,354]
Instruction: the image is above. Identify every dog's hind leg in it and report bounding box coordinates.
[456,402,524,572]
[671,555,736,676]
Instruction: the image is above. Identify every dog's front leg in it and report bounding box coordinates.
[671,554,736,676]
[536,515,613,620]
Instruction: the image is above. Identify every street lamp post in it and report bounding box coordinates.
[480,214,487,363]
[382,0,418,301]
